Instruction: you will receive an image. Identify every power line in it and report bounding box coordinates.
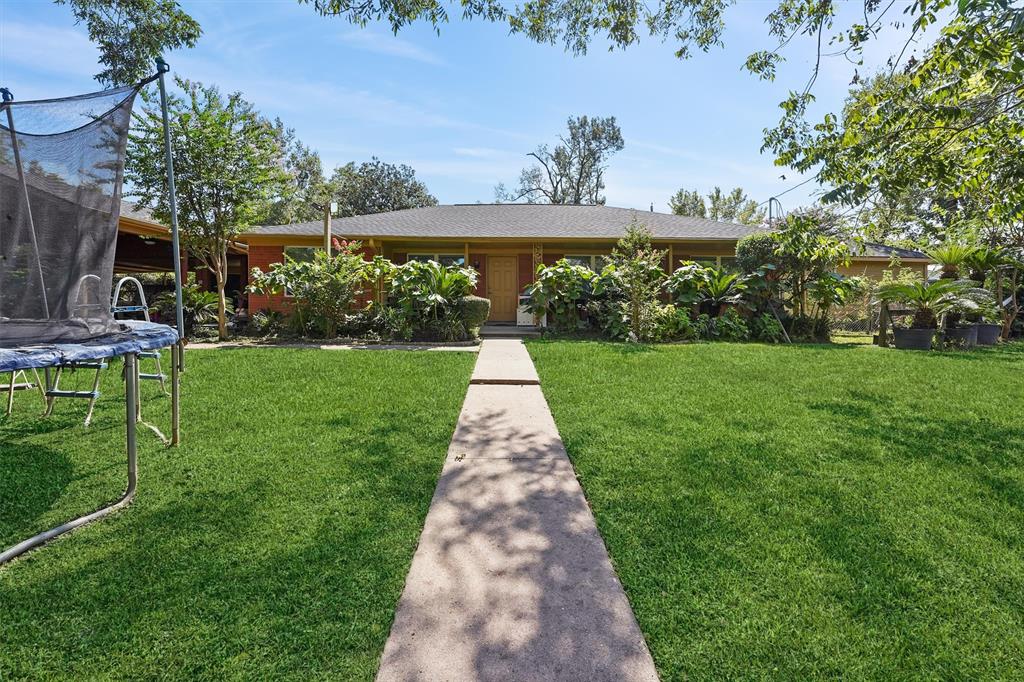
[757,175,817,208]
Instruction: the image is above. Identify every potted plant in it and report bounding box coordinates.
[875,279,975,350]
[944,284,999,348]
[966,295,1002,346]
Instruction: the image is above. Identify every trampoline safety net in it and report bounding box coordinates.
[0,85,138,347]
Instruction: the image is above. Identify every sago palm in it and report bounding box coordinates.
[925,242,978,279]
[875,278,979,328]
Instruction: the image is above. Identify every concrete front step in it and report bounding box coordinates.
[479,324,542,339]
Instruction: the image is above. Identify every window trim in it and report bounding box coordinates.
[564,254,601,272]
[406,252,466,267]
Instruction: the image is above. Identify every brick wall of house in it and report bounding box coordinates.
[518,254,533,293]
[247,245,290,313]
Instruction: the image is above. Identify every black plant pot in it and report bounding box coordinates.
[976,323,1001,346]
[892,327,936,350]
[944,325,978,348]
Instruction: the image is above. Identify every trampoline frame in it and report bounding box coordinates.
[0,62,187,566]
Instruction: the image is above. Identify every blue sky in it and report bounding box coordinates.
[1,1,936,213]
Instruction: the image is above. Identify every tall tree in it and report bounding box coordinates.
[671,186,765,224]
[330,158,438,217]
[706,187,765,225]
[260,127,332,226]
[57,0,201,87]
[497,115,624,205]
[127,79,287,339]
[668,188,706,218]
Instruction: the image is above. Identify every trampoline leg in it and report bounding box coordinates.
[43,367,60,417]
[83,365,104,427]
[0,354,139,566]
[171,342,181,446]
[5,372,13,415]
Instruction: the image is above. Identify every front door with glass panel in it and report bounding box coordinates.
[487,256,518,322]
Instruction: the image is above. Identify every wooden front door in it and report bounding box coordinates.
[487,256,518,322]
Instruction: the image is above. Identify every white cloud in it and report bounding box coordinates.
[0,22,99,80]
[453,147,509,158]
[338,30,445,65]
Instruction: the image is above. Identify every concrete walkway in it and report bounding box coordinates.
[377,340,658,681]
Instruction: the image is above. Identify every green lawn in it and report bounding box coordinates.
[528,340,1024,680]
[1,348,473,680]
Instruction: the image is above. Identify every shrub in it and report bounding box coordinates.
[390,259,478,324]
[735,232,780,273]
[457,296,491,334]
[750,312,785,343]
[367,303,413,342]
[696,309,750,341]
[248,240,372,338]
[526,259,595,330]
[153,282,232,338]
[593,220,666,341]
[716,308,750,341]
[248,309,284,336]
[651,304,698,341]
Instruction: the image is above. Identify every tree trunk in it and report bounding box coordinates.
[215,248,229,341]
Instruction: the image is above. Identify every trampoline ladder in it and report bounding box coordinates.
[112,277,168,394]
[43,361,107,426]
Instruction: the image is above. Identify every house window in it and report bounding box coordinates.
[677,255,720,269]
[281,247,318,297]
[408,253,466,267]
[719,256,738,271]
[284,246,318,263]
[565,255,602,271]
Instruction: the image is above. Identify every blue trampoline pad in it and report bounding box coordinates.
[0,321,179,372]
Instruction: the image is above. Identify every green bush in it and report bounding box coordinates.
[458,296,491,333]
[735,232,779,273]
[750,312,785,343]
[697,309,750,341]
[390,259,478,323]
[526,259,595,330]
[248,241,372,338]
[651,304,697,341]
[153,282,232,338]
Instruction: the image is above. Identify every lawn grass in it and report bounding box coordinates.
[527,339,1024,680]
[0,348,474,680]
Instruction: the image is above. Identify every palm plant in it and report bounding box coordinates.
[925,242,978,279]
[874,279,982,329]
[963,246,1006,283]
[699,269,748,316]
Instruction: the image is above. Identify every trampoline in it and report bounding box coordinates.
[1,61,186,565]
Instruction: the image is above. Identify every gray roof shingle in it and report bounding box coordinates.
[855,242,928,260]
[248,203,768,241]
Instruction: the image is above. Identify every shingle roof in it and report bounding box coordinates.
[249,204,768,241]
[856,242,929,261]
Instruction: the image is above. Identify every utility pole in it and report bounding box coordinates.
[323,203,331,252]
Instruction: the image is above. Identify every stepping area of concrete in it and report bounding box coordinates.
[469,338,540,385]
[377,340,658,681]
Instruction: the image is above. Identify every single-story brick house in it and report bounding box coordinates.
[241,204,929,322]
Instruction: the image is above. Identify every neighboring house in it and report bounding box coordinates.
[242,204,930,322]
